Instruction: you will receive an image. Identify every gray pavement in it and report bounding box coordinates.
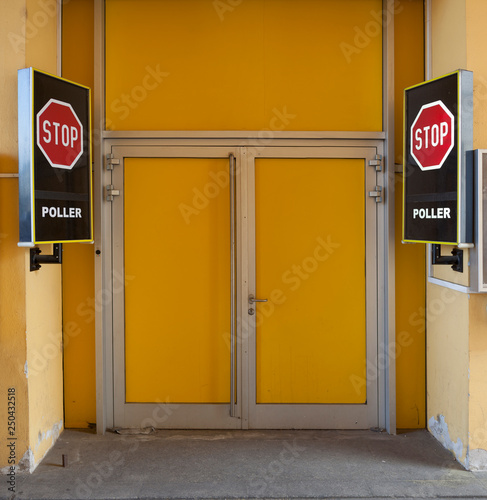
[6,428,487,499]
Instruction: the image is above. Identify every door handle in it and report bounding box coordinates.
[249,295,268,303]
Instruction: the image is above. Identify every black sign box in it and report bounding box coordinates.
[18,68,93,245]
[403,70,473,244]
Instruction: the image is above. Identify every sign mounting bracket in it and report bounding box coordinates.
[30,243,63,272]
[431,244,463,273]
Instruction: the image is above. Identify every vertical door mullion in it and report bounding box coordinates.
[239,146,252,428]
[111,150,126,427]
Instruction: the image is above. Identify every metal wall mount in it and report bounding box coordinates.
[431,244,463,273]
[30,243,63,272]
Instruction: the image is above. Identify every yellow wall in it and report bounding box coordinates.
[469,293,487,469]
[465,0,487,470]
[427,284,469,465]
[61,0,96,429]
[26,258,63,467]
[431,0,467,79]
[0,0,63,472]
[0,3,29,472]
[427,0,487,470]
[466,0,487,149]
[394,0,426,429]
[25,0,64,469]
[427,0,470,467]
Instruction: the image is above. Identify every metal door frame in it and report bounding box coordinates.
[243,146,381,429]
[94,0,396,433]
[111,146,243,429]
[107,142,383,430]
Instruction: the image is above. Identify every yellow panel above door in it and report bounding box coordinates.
[105,0,382,131]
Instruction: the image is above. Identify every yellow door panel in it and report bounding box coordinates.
[124,158,230,403]
[105,0,382,131]
[255,158,366,404]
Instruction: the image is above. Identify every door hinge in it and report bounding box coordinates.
[106,153,120,170]
[106,184,120,201]
[368,185,383,203]
[369,154,382,172]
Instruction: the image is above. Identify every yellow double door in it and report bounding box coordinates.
[112,145,379,429]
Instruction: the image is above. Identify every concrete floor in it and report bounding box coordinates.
[6,428,487,500]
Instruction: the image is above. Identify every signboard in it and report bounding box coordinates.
[403,70,473,244]
[18,68,93,245]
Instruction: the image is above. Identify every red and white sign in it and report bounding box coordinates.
[410,100,454,171]
[36,98,83,170]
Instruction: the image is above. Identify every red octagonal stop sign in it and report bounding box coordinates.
[410,100,454,171]
[36,98,83,170]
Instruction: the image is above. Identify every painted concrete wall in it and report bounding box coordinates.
[428,0,470,469]
[0,3,30,473]
[469,293,487,469]
[431,0,467,78]
[428,0,487,470]
[0,0,63,473]
[427,284,469,466]
[465,0,487,471]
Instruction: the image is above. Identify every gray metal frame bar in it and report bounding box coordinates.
[382,0,396,434]
[94,0,114,433]
[230,153,237,417]
[102,130,386,140]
